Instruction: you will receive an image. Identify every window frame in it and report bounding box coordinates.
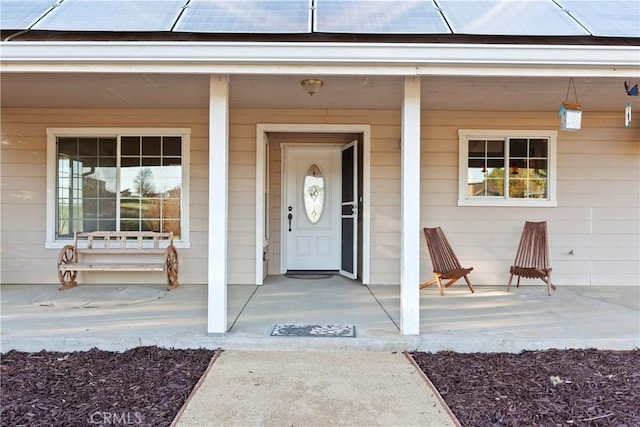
[46,128,191,248]
[458,129,557,207]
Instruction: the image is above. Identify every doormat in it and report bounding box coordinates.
[284,273,334,279]
[284,270,337,280]
[271,324,356,337]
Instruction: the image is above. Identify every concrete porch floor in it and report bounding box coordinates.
[1,275,638,353]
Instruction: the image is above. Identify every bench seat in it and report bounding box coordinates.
[57,231,179,291]
[59,263,167,272]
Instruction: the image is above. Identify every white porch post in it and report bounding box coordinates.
[400,76,421,336]
[208,75,229,334]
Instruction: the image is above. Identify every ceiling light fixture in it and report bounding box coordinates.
[300,79,323,96]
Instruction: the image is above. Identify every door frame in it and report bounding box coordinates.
[256,123,371,285]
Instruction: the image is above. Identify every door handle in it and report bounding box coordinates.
[287,206,293,232]
[342,202,357,216]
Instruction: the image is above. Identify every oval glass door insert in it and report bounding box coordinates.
[303,163,325,224]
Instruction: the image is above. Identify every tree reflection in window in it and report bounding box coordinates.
[56,135,182,239]
[467,137,548,199]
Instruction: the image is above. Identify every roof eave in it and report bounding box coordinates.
[1,41,639,77]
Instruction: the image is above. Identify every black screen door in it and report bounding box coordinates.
[340,141,358,279]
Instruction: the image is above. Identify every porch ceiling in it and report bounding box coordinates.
[0,73,633,112]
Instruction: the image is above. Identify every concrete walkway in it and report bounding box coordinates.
[173,350,459,427]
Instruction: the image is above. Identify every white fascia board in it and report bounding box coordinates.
[1,42,639,77]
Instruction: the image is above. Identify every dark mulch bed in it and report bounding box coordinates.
[1,346,217,427]
[2,347,639,427]
[410,349,640,427]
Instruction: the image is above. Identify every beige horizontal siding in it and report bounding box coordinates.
[0,108,211,285]
[1,107,638,288]
[420,110,639,287]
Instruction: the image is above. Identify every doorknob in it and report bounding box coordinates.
[287,206,293,232]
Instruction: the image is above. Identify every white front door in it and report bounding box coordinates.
[284,146,341,271]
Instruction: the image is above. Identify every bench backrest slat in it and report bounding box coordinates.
[74,231,173,251]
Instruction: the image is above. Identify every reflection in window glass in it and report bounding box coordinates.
[467,139,505,197]
[303,163,325,224]
[466,137,549,199]
[56,135,182,239]
[57,137,117,238]
[508,138,548,199]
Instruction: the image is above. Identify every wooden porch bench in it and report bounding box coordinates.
[57,231,179,291]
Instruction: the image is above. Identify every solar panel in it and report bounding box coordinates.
[32,0,186,32]
[174,0,311,33]
[0,0,56,30]
[4,0,637,38]
[557,0,640,37]
[315,0,451,34]
[436,0,589,36]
